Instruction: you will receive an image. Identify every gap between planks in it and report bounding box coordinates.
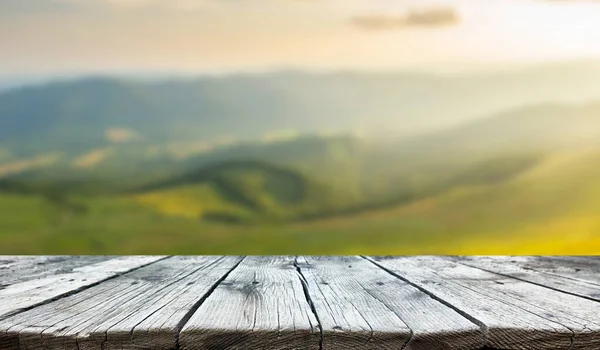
[5,256,592,350]
[0,256,171,320]
[451,256,600,304]
[0,256,502,350]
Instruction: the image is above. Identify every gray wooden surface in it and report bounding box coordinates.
[1,256,600,350]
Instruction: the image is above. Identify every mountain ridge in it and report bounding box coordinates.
[3,62,600,158]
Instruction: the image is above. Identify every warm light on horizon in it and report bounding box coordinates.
[1,0,600,75]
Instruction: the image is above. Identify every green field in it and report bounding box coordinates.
[3,73,600,254]
[2,145,600,255]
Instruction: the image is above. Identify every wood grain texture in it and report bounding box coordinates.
[545,256,600,264]
[0,256,241,350]
[515,256,600,286]
[179,256,320,350]
[2,256,600,350]
[0,256,110,288]
[297,256,483,350]
[369,256,600,350]
[454,256,600,302]
[0,256,165,320]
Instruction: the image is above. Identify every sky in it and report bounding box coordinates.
[1,0,600,76]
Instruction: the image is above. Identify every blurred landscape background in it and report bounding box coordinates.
[2,0,600,254]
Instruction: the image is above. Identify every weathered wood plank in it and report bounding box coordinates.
[297,256,483,350]
[369,256,600,350]
[0,256,110,288]
[454,256,600,302]
[545,256,600,264]
[0,256,166,320]
[0,256,241,350]
[179,256,320,350]
[2,256,600,350]
[519,256,600,286]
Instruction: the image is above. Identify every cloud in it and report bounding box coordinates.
[349,6,459,31]
[105,127,140,143]
[0,153,62,177]
[404,6,459,26]
[72,148,113,168]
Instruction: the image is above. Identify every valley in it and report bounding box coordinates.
[2,67,600,254]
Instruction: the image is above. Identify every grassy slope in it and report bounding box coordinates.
[3,100,600,254]
[2,148,599,254]
[134,184,247,219]
[304,149,600,254]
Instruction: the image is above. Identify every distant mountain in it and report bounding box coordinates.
[390,100,600,157]
[0,74,72,93]
[3,62,600,159]
[4,89,600,229]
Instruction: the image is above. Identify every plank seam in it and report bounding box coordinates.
[127,256,231,336]
[362,256,490,347]
[454,258,600,304]
[356,280,414,350]
[542,256,600,265]
[0,256,171,321]
[0,256,107,289]
[294,256,324,350]
[444,272,576,349]
[426,258,578,349]
[448,259,592,349]
[173,256,246,350]
[95,256,233,350]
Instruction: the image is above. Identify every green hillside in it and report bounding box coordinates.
[3,69,600,254]
[1,147,599,255]
[321,149,600,255]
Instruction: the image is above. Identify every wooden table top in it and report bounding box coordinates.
[1,256,599,350]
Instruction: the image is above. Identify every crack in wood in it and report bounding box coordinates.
[294,256,324,350]
[3,256,600,349]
